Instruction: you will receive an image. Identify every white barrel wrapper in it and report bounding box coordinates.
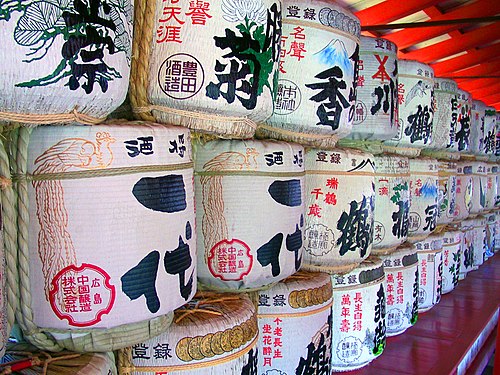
[485,213,496,259]
[348,36,398,141]
[495,211,500,253]
[459,219,475,280]
[441,230,462,294]
[428,78,458,151]
[454,162,474,221]
[257,271,333,374]
[470,162,487,215]
[469,100,486,156]
[485,164,497,211]
[437,161,457,226]
[331,256,386,372]
[303,148,375,274]
[408,158,439,242]
[25,123,196,331]
[415,235,443,313]
[0,0,133,121]
[372,155,410,252]
[123,294,259,375]
[379,244,419,337]
[455,89,472,152]
[484,107,498,155]
[259,0,361,147]
[194,139,305,291]
[471,216,487,268]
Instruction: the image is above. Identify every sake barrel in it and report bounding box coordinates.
[428,78,458,151]
[454,161,474,221]
[382,60,435,156]
[331,256,386,371]
[415,234,443,313]
[484,107,498,155]
[379,244,419,336]
[257,1,361,148]
[441,230,462,294]
[2,345,117,374]
[494,165,500,209]
[119,293,259,375]
[496,112,500,158]
[0,0,133,124]
[346,36,398,141]
[257,271,333,374]
[372,155,410,253]
[15,122,196,352]
[469,100,486,156]
[194,139,305,291]
[437,161,457,226]
[408,158,439,242]
[459,219,475,280]
[496,211,500,253]
[485,163,497,211]
[455,89,472,152]
[470,162,487,215]
[303,148,375,274]
[130,0,281,139]
[485,213,496,259]
[471,216,487,269]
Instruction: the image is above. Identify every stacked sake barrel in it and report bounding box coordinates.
[415,235,443,313]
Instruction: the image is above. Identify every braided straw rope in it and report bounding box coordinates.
[337,138,385,155]
[0,109,106,126]
[0,127,20,352]
[11,126,175,352]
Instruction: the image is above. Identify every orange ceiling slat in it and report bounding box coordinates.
[432,43,500,76]
[468,82,500,99]
[459,78,500,92]
[447,59,500,78]
[384,0,500,51]
[355,0,443,25]
[476,92,500,107]
[400,22,500,63]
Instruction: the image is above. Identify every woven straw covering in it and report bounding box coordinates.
[437,161,457,226]
[330,256,386,372]
[130,0,281,139]
[9,122,201,352]
[459,219,475,280]
[441,230,462,294]
[414,234,443,313]
[428,78,458,152]
[118,292,258,375]
[194,139,305,292]
[379,243,419,336]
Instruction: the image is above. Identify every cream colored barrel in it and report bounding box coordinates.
[408,158,439,242]
[454,162,474,221]
[496,211,500,253]
[469,100,487,156]
[14,122,196,352]
[484,107,498,155]
[415,234,443,313]
[331,256,386,371]
[441,230,462,294]
[258,1,361,148]
[194,139,305,291]
[130,0,281,139]
[455,89,472,152]
[257,271,333,374]
[470,162,487,215]
[485,213,496,260]
[459,219,475,280]
[437,161,457,226]
[382,60,434,157]
[471,216,487,269]
[0,1,133,125]
[379,244,419,336]
[372,155,410,253]
[485,164,498,211]
[118,293,259,375]
[347,36,398,141]
[495,165,500,209]
[303,148,375,274]
[428,78,458,151]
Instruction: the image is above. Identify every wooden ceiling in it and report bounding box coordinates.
[337,0,500,110]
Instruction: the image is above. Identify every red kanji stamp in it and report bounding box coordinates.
[208,239,253,281]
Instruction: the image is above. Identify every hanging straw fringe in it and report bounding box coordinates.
[0,108,106,126]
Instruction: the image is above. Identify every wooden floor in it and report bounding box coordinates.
[344,253,500,375]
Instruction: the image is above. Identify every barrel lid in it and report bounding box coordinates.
[409,158,439,174]
[305,148,375,174]
[380,243,418,268]
[434,78,457,93]
[399,59,435,78]
[374,154,410,176]
[331,255,384,288]
[415,234,443,252]
[360,35,397,53]
[442,230,462,246]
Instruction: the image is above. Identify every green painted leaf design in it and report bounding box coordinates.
[14,1,63,46]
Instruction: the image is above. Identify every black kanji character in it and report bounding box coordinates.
[257,233,284,277]
[372,284,386,356]
[286,224,302,271]
[392,200,409,239]
[404,104,432,144]
[423,204,437,232]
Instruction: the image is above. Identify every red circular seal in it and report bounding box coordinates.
[207,239,253,281]
[49,263,115,327]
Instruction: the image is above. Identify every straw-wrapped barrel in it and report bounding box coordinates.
[258,0,361,148]
[441,229,462,294]
[427,78,458,152]
[469,100,486,156]
[302,148,375,274]
[459,219,475,280]
[454,162,474,221]
[437,161,457,227]
[415,235,443,313]
[194,139,305,291]
[0,0,133,125]
[455,89,472,152]
[12,122,196,352]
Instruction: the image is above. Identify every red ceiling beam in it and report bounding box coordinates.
[458,78,500,92]
[466,83,500,100]
[476,93,500,107]
[400,22,500,63]
[432,43,500,76]
[445,60,500,79]
[385,0,500,51]
[355,0,443,26]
